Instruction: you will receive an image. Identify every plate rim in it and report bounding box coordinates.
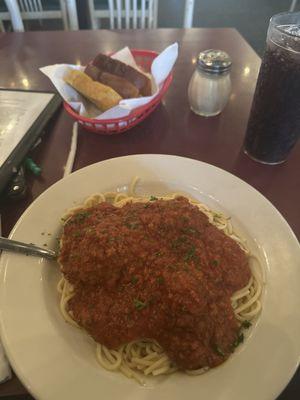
[1,154,299,400]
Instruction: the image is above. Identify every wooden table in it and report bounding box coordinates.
[0,28,299,400]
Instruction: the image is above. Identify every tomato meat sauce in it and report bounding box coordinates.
[59,197,251,370]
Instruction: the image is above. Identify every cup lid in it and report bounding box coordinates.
[197,49,232,73]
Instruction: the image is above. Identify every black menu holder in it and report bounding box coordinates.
[0,89,61,194]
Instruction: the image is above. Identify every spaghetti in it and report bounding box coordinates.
[57,179,262,384]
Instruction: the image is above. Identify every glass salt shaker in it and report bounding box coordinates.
[188,49,232,117]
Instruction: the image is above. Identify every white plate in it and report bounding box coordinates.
[0,154,299,400]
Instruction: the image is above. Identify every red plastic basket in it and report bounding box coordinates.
[63,49,173,134]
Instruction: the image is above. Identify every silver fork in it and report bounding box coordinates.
[0,236,56,259]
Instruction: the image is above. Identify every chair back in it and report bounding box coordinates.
[17,0,43,12]
[89,0,195,30]
[3,0,79,31]
[107,0,158,29]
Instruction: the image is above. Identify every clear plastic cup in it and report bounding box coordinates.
[244,12,300,164]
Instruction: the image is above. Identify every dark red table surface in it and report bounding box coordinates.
[0,28,299,400]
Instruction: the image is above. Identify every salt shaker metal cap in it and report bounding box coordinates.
[197,49,232,74]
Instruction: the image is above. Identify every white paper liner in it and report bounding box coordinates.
[40,43,178,120]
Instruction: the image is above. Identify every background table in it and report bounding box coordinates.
[0,28,299,400]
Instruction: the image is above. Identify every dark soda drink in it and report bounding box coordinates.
[244,12,300,164]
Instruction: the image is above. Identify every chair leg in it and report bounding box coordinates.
[60,0,69,30]
[289,0,298,12]
[183,0,195,28]
[88,0,98,30]
[153,0,158,28]
[108,0,115,29]
[65,0,79,30]
[0,19,5,32]
[4,0,24,31]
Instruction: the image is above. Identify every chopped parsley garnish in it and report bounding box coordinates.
[149,195,158,201]
[212,344,225,357]
[172,236,187,249]
[182,227,198,235]
[214,213,223,218]
[241,320,252,329]
[210,259,219,267]
[74,211,91,222]
[184,245,196,262]
[154,251,162,257]
[117,284,124,293]
[157,276,165,284]
[133,298,147,310]
[180,304,187,312]
[70,254,80,260]
[232,333,244,349]
[126,313,132,321]
[144,203,150,208]
[131,276,138,285]
[125,222,139,229]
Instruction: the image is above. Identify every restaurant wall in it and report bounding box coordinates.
[158,0,299,55]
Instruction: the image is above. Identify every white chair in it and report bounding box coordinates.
[88,0,195,30]
[2,0,79,31]
[88,0,158,29]
[289,0,298,12]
